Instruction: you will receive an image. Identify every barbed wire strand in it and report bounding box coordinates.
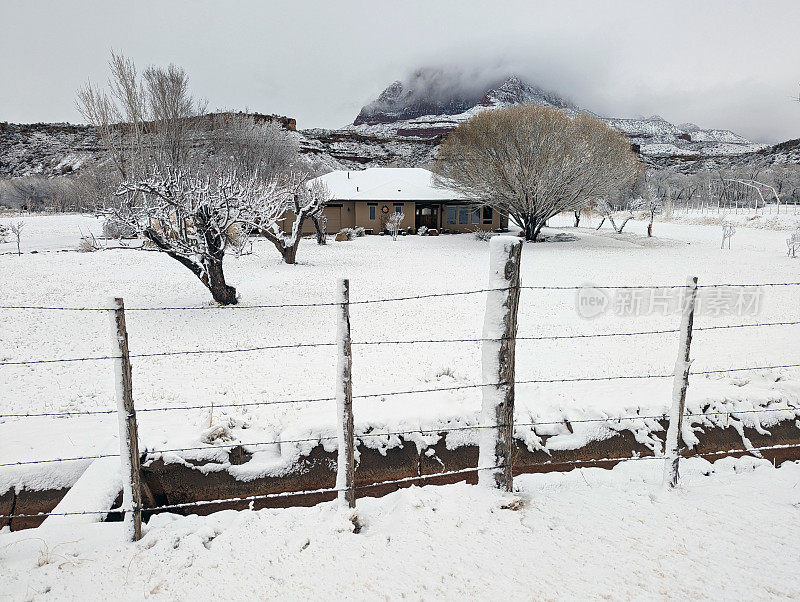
[6,320,800,368]
[0,281,798,313]
[3,362,799,419]
[6,404,800,467]
[521,282,800,290]
[0,288,507,313]
[0,464,507,520]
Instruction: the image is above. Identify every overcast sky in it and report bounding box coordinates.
[2,0,799,142]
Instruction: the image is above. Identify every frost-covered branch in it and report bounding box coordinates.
[114,168,287,304]
[248,174,330,264]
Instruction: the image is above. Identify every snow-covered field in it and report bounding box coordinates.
[1,213,799,493]
[1,456,800,600]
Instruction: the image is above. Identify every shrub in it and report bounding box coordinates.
[77,235,100,253]
[338,227,356,241]
[473,229,494,241]
[102,217,137,239]
[0,223,8,243]
[435,366,455,379]
[417,226,428,236]
[354,226,365,237]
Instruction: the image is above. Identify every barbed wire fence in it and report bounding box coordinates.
[1,238,800,540]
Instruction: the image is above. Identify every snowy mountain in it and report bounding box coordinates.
[346,75,766,160]
[347,73,580,139]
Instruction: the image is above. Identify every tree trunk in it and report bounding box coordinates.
[312,215,327,245]
[264,216,306,264]
[282,241,299,264]
[523,218,539,241]
[615,215,634,233]
[573,210,581,228]
[205,259,238,305]
[596,217,606,230]
[145,228,237,305]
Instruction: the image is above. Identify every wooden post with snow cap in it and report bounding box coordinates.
[663,277,698,489]
[336,279,356,508]
[479,236,522,491]
[112,297,143,541]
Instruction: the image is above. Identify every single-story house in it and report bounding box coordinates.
[304,168,508,234]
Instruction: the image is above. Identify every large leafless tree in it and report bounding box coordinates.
[114,169,289,304]
[433,105,641,241]
[76,51,206,180]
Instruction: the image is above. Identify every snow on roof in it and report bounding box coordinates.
[309,168,469,202]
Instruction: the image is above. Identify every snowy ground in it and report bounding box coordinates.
[1,213,799,494]
[1,456,799,600]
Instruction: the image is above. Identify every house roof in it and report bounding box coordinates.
[308,168,469,202]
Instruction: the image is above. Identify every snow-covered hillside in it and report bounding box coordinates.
[0,123,103,178]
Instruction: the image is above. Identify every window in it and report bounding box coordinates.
[482,206,493,224]
[394,204,403,214]
[471,208,481,224]
[446,206,457,225]
[458,206,469,225]
[369,205,376,220]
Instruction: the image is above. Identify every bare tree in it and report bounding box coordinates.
[595,198,640,234]
[386,211,404,240]
[114,169,288,304]
[77,51,205,179]
[73,164,120,212]
[10,221,24,255]
[254,177,329,264]
[311,214,328,245]
[48,179,78,213]
[7,176,51,212]
[433,105,640,241]
[143,64,207,171]
[210,115,299,178]
[0,181,11,211]
[643,174,664,236]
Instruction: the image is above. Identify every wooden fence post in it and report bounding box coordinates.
[112,297,143,541]
[663,277,698,489]
[335,279,356,508]
[479,237,522,491]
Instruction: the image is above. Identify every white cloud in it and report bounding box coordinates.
[1,0,797,142]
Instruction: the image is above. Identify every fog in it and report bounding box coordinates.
[1,0,798,142]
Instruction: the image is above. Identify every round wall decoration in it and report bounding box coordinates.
[381,205,390,214]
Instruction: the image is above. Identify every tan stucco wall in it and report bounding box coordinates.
[290,201,508,235]
[354,201,415,232]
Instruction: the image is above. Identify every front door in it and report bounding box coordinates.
[415,205,439,230]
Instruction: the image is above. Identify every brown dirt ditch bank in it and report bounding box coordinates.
[3,418,800,532]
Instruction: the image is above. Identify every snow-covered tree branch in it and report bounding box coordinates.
[251,175,330,264]
[386,211,404,241]
[114,168,287,304]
